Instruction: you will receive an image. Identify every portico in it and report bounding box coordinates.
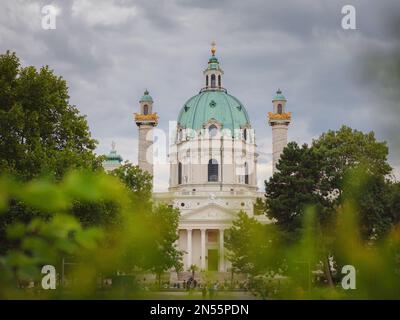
[180,227,226,272]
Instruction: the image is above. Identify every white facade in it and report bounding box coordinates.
[155,125,267,271]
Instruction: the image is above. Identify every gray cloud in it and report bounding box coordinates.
[1,0,399,190]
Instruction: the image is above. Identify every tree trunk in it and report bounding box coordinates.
[324,255,334,287]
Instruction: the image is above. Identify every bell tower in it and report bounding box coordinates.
[134,89,158,177]
[268,89,291,173]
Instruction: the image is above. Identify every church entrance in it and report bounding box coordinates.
[207,249,218,271]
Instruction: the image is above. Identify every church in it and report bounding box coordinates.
[105,44,292,274]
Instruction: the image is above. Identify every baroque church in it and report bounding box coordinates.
[104,44,292,274]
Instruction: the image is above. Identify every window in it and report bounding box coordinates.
[277,104,283,114]
[209,124,218,138]
[218,75,221,87]
[243,129,247,141]
[211,74,216,88]
[143,104,149,115]
[178,162,182,184]
[208,159,218,182]
[206,75,209,87]
[244,162,249,184]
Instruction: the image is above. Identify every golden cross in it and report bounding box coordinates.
[211,41,216,55]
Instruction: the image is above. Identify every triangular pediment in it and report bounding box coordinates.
[180,203,238,221]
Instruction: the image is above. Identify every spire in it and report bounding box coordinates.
[211,41,216,56]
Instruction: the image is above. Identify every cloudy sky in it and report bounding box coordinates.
[1,0,399,191]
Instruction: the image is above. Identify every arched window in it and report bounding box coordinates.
[208,159,218,182]
[277,104,283,114]
[209,124,218,138]
[244,162,249,185]
[211,74,216,88]
[178,162,182,184]
[143,104,149,115]
[243,129,247,141]
[218,75,221,87]
[206,75,209,87]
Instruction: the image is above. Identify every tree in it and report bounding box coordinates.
[0,51,101,180]
[225,211,282,275]
[70,162,154,230]
[148,204,183,283]
[253,197,266,216]
[266,126,394,240]
[110,162,153,201]
[264,126,397,287]
[0,51,101,253]
[265,142,332,234]
[106,163,182,277]
[312,125,391,201]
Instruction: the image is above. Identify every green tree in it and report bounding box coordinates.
[266,126,394,240]
[110,162,152,201]
[148,204,183,284]
[70,162,153,229]
[312,125,391,201]
[225,211,282,275]
[0,51,101,253]
[0,51,101,180]
[264,126,396,286]
[265,142,332,234]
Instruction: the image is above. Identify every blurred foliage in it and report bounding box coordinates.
[227,191,400,299]
[0,170,182,299]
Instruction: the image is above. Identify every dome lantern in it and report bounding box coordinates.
[203,42,224,91]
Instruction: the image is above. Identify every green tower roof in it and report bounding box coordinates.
[272,89,286,101]
[140,89,153,103]
[103,149,123,166]
[177,90,250,133]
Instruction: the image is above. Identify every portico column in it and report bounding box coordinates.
[187,229,192,269]
[201,229,206,270]
[219,228,225,272]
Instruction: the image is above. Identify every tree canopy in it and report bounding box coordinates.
[0,51,101,180]
[266,125,397,240]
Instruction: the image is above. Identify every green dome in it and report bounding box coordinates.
[140,89,153,103]
[104,150,122,165]
[272,89,286,101]
[177,90,250,133]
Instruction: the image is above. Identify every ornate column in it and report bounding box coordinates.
[201,229,206,270]
[187,229,192,269]
[219,228,225,272]
[268,89,291,173]
[134,90,158,179]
